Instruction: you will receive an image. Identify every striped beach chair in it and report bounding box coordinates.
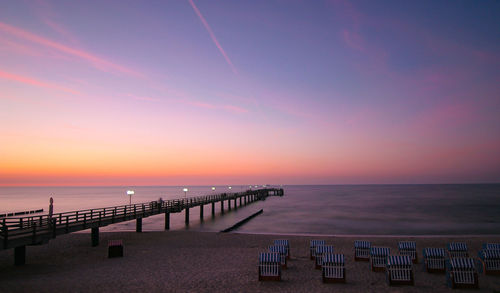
[370,247,390,272]
[269,245,288,269]
[310,240,326,260]
[354,240,371,261]
[315,245,334,269]
[258,252,281,281]
[423,248,446,273]
[274,239,290,258]
[386,255,414,286]
[483,243,500,250]
[398,241,417,263]
[446,257,478,289]
[322,254,346,283]
[478,249,500,275]
[447,242,468,258]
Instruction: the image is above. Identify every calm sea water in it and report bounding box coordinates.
[1,185,499,235]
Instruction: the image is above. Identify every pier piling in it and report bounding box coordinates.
[14,246,25,266]
[164,212,170,230]
[185,208,190,225]
[200,205,204,220]
[91,227,99,247]
[136,218,142,233]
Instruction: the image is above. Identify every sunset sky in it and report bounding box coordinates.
[1,0,499,186]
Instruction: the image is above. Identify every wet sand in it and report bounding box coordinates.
[0,231,499,292]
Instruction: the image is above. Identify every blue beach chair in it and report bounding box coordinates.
[483,243,500,250]
[315,245,334,269]
[398,241,417,263]
[310,240,326,260]
[478,248,500,275]
[269,245,288,269]
[447,242,468,258]
[354,240,371,261]
[370,247,390,272]
[446,257,478,289]
[274,239,290,258]
[386,255,414,286]
[258,252,281,281]
[423,248,446,273]
[322,253,346,283]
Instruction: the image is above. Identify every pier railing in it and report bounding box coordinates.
[1,188,283,250]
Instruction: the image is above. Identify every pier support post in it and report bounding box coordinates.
[91,227,99,247]
[211,202,215,217]
[136,218,142,233]
[185,208,190,225]
[220,201,224,214]
[228,199,231,210]
[239,197,242,206]
[200,205,204,220]
[234,198,237,209]
[14,246,26,266]
[164,212,170,230]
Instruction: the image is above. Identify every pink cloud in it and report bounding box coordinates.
[222,105,248,113]
[341,29,365,52]
[0,69,80,95]
[188,0,238,75]
[0,21,142,77]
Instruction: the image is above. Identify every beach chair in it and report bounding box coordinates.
[398,241,417,263]
[370,247,390,272]
[108,240,123,258]
[322,253,346,283]
[354,240,371,261]
[386,255,414,286]
[423,248,446,273]
[478,249,500,275]
[483,243,500,250]
[315,245,334,269]
[258,252,281,281]
[310,240,326,260]
[446,257,478,289]
[274,239,290,258]
[447,242,468,258]
[269,245,288,269]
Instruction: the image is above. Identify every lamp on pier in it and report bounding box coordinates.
[126,190,135,205]
[183,188,188,198]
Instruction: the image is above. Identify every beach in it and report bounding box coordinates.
[0,231,499,292]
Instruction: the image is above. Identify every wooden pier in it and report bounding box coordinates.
[0,188,284,265]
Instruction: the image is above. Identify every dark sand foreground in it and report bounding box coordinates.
[1,231,499,292]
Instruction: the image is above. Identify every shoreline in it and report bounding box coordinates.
[1,230,499,292]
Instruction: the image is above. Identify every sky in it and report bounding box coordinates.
[0,0,499,186]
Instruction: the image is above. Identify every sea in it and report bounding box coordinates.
[1,184,499,235]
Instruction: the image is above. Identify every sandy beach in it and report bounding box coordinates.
[0,231,499,292]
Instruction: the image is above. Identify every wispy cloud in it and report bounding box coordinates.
[0,21,142,77]
[188,0,238,75]
[0,69,80,95]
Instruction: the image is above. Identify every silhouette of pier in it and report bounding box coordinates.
[0,188,284,265]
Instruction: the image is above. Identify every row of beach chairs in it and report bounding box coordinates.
[259,240,500,289]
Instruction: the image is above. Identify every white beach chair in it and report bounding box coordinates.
[258,252,281,281]
[370,247,390,272]
[423,248,446,273]
[310,240,326,260]
[315,245,334,269]
[386,255,414,286]
[354,240,371,261]
[478,248,500,275]
[446,257,478,289]
[398,241,417,263]
[269,245,288,269]
[447,242,468,258]
[322,253,346,283]
[274,239,290,258]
